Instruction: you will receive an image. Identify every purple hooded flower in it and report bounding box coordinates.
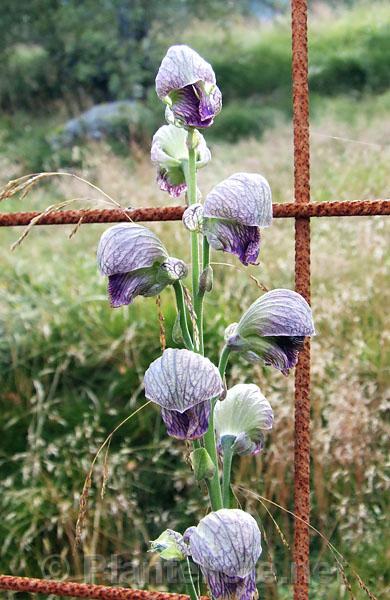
[151,125,210,197]
[226,289,315,375]
[144,348,224,440]
[156,45,222,128]
[97,224,187,307]
[214,384,273,456]
[185,509,261,600]
[202,173,272,265]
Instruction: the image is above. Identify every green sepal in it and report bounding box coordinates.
[190,447,215,481]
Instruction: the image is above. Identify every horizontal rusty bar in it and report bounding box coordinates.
[0,199,388,228]
[0,575,200,600]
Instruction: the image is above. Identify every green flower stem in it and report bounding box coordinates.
[202,403,223,511]
[186,128,202,352]
[221,436,235,508]
[201,346,231,511]
[218,345,231,379]
[173,281,194,351]
[180,558,199,600]
[196,236,210,355]
[202,236,210,270]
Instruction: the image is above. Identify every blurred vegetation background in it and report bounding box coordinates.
[0,1,389,599]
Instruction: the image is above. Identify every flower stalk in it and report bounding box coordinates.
[180,558,199,600]
[221,435,235,508]
[185,127,202,353]
[173,281,194,350]
[95,44,317,600]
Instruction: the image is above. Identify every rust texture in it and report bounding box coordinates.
[0,575,200,600]
[0,199,388,228]
[292,0,311,598]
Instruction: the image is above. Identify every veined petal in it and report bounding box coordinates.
[151,124,188,167]
[215,384,273,456]
[186,509,261,578]
[160,401,211,440]
[169,83,221,128]
[107,270,166,308]
[144,348,224,413]
[156,45,216,100]
[204,173,272,227]
[201,567,257,600]
[158,257,188,282]
[235,289,315,339]
[241,335,306,375]
[152,124,211,167]
[152,125,210,196]
[183,203,204,232]
[203,219,260,265]
[157,169,187,197]
[97,224,168,276]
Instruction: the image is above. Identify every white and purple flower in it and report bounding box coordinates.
[184,509,261,600]
[225,289,315,375]
[156,45,222,129]
[214,384,273,456]
[202,173,272,265]
[144,348,224,440]
[97,224,187,307]
[151,124,210,198]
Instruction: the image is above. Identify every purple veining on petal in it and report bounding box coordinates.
[233,432,265,456]
[202,567,257,600]
[204,219,261,266]
[157,169,187,198]
[204,173,272,227]
[214,384,273,456]
[237,289,316,339]
[107,271,164,308]
[170,83,220,128]
[187,509,262,578]
[156,45,216,100]
[182,203,204,232]
[97,224,168,276]
[144,348,224,413]
[160,401,211,440]
[261,335,305,375]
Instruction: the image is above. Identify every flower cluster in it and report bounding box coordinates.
[96,44,316,600]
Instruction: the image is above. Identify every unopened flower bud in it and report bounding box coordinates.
[150,529,189,561]
[199,265,213,295]
[190,447,215,481]
[182,203,204,233]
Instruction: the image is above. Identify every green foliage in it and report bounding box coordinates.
[207,100,280,143]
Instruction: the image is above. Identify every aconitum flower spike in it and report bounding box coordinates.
[156,45,222,128]
[214,384,273,456]
[97,224,187,307]
[185,509,261,600]
[144,348,224,440]
[151,125,210,198]
[202,173,272,265]
[226,289,315,375]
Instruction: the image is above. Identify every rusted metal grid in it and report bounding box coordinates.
[0,0,389,599]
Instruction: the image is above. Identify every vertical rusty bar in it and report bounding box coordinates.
[291,1,311,599]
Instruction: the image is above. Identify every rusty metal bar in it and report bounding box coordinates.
[0,199,388,228]
[291,0,311,598]
[0,575,197,600]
